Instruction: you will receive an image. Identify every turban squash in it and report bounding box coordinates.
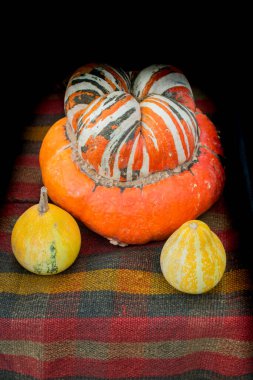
[40,64,225,246]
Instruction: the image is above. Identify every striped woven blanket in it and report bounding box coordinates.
[0,86,253,379]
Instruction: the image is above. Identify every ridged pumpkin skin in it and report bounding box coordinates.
[11,198,81,275]
[132,64,195,111]
[40,64,225,245]
[160,220,226,294]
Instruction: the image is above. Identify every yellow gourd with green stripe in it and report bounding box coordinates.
[11,187,81,275]
[160,220,226,294]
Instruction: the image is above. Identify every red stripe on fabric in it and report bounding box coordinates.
[0,355,252,378]
[209,197,228,214]
[0,356,41,379]
[195,99,216,115]
[1,316,252,343]
[216,229,239,252]
[15,154,40,167]
[7,182,42,202]
[204,198,227,215]
[34,99,64,115]
[0,203,32,217]
[0,232,11,252]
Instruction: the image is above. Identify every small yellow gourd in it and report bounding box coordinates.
[11,187,81,275]
[160,220,226,294]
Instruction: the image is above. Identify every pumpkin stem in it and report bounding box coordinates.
[38,186,49,213]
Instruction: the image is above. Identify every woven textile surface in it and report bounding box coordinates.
[0,85,253,379]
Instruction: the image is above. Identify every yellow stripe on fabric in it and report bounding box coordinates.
[1,338,253,360]
[22,126,51,141]
[0,269,252,295]
[0,340,76,361]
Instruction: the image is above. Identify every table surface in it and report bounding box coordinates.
[0,86,253,379]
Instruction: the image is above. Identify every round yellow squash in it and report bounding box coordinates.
[11,187,81,275]
[160,220,226,294]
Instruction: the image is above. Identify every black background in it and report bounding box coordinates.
[1,11,252,259]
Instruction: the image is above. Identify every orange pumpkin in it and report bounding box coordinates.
[40,64,225,245]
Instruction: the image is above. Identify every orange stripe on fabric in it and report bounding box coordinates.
[0,269,252,295]
[22,126,51,141]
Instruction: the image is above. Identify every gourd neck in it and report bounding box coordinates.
[38,186,49,213]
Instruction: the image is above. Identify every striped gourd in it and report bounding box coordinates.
[160,220,226,294]
[76,92,198,182]
[132,64,195,111]
[40,63,225,245]
[65,63,198,182]
[65,63,131,126]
